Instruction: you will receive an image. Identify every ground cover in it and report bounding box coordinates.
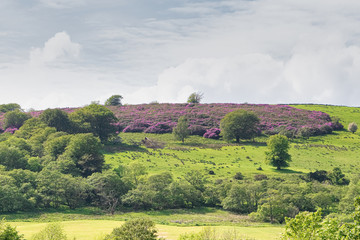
[9,220,283,240]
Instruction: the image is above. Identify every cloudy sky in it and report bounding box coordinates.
[1,0,360,110]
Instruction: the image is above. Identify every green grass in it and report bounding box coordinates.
[9,220,283,240]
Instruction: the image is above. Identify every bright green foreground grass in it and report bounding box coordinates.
[9,220,283,240]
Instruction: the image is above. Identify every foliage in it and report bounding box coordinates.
[105,95,123,106]
[105,219,158,240]
[328,167,350,185]
[3,110,31,129]
[265,134,291,170]
[105,103,337,138]
[39,109,72,132]
[30,223,68,240]
[69,103,118,142]
[220,110,260,143]
[348,122,358,133]
[203,128,221,139]
[88,171,128,214]
[173,116,189,143]
[0,103,21,113]
[0,144,27,170]
[0,219,24,240]
[60,133,104,177]
[187,92,204,104]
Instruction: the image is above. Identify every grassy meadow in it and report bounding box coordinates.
[4,104,360,239]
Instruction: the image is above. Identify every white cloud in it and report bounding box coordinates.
[30,32,81,66]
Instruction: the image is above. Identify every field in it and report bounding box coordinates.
[4,104,360,239]
[9,220,283,240]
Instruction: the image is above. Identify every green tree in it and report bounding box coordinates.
[348,122,358,133]
[105,95,123,106]
[59,133,104,177]
[0,219,24,240]
[88,171,128,214]
[31,223,67,240]
[265,134,291,170]
[220,110,260,143]
[105,219,158,240]
[0,103,21,113]
[3,110,31,129]
[69,103,118,142]
[39,109,72,132]
[187,92,203,104]
[0,145,27,170]
[173,116,189,143]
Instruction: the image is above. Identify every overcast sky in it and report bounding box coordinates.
[1,0,360,110]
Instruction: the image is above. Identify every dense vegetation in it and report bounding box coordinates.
[1,103,360,239]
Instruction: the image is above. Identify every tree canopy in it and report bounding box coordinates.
[69,104,118,142]
[105,95,123,106]
[187,92,203,104]
[220,110,260,142]
[265,134,291,170]
[173,116,189,143]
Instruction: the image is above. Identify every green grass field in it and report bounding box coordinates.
[4,104,360,239]
[9,220,283,240]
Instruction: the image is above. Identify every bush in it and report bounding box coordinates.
[30,223,67,240]
[3,110,31,129]
[0,219,24,240]
[105,219,158,240]
[203,128,221,139]
[348,122,358,133]
[188,125,206,136]
[254,174,268,181]
[144,122,173,134]
[234,172,244,180]
[123,121,151,133]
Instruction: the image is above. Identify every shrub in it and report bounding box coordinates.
[188,125,206,136]
[234,172,244,180]
[123,121,151,133]
[0,219,24,240]
[348,122,358,133]
[30,223,67,240]
[254,174,268,181]
[203,128,221,139]
[144,122,173,134]
[105,219,158,240]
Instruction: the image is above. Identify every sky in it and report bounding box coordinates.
[1,0,360,110]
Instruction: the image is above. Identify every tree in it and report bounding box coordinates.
[59,133,104,177]
[0,219,24,240]
[348,122,358,133]
[69,103,118,142]
[220,110,260,143]
[88,171,128,214]
[187,92,203,104]
[265,134,291,170]
[173,116,189,143]
[39,109,71,132]
[3,110,31,129]
[105,95,123,106]
[105,219,158,240]
[0,103,21,113]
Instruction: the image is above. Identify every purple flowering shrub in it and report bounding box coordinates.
[122,121,151,133]
[144,122,174,134]
[189,125,207,136]
[0,104,342,138]
[203,128,221,139]
[4,127,18,134]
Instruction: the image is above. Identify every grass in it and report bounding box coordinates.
[9,221,284,240]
